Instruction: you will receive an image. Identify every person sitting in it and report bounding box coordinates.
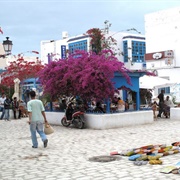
[59,99,67,112]
[117,97,125,112]
[89,101,96,111]
[94,101,105,113]
[112,96,118,106]
[163,104,170,118]
[19,100,28,117]
[125,98,129,111]
[65,103,74,122]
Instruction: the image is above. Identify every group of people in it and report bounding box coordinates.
[152,90,174,119]
[87,97,129,113]
[0,93,27,121]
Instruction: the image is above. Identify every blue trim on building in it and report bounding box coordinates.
[67,35,89,42]
[158,87,170,94]
[61,45,66,59]
[123,40,128,62]
[131,40,146,62]
[68,39,88,54]
[123,40,146,63]
[123,36,145,40]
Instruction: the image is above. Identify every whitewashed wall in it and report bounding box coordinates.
[45,111,153,130]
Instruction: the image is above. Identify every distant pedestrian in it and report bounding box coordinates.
[0,93,6,120]
[164,96,174,118]
[157,90,165,118]
[27,90,48,148]
[4,95,11,121]
[151,101,158,120]
[12,97,21,119]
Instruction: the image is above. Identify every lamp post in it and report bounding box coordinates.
[0,37,13,58]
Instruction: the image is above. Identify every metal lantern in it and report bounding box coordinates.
[3,37,13,53]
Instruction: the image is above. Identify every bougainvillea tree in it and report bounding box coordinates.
[38,50,131,102]
[1,56,44,88]
[86,28,117,54]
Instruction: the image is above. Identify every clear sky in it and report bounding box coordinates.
[1,0,180,57]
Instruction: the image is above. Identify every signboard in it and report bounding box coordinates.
[164,50,174,58]
[47,53,52,64]
[142,62,146,70]
[152,52,162,59]
[165,58,173,65]
[61,45,66,59]
[164,50,174,65]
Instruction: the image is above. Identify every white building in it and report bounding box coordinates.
[145,7,180,102]
[40,30,146,71]
[40,31,70,64]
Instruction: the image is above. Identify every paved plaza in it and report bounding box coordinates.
[1,117,180,180]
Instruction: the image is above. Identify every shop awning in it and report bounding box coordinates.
[139,75,176,89]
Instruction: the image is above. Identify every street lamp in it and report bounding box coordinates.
[3,37,13,53]
[0,37,13,58]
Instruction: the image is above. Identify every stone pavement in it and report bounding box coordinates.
[0,117,180,180]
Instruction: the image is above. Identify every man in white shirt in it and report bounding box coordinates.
[27,91,48,148]
[164,96,174,108]
[164,96,174,118]
[0,93,6,120]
